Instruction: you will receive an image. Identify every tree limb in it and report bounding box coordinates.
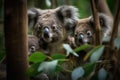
[90,0,102,45]
[109,0,120,49]
[95,0,113,18]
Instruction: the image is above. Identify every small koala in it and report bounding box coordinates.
[28,5,79,55]
[28,35,40,55]
[74,13,113,46]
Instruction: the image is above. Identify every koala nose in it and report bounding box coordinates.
[30,46,36,53]
[43,27,50,38]
[78,34,84,43]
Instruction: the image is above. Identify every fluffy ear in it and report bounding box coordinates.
[28,8,42,28]
[90,13,112,29]
[56,5,79,35]
[89,13,113,38]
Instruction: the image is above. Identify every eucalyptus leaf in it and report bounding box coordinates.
[102,36,110,43]
[74,44,91,52]
[38,60,58,74]
[51,53,66,60]
[84,45,104,61]
[63,44,79,57]
[26,62,41,77]
[83,62,96,77]
[114,37,120,49]
[29,52,47,63]
[71,67,85,80]
[98,68,107,80]
[90,46,105,62]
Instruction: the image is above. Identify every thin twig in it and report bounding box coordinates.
[109,0,120,49]
[51,0,58,8]
[90,0,102,45]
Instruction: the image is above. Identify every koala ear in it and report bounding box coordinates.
[89,13,112,29]
[28,8,42,28]
[56,5,79,34]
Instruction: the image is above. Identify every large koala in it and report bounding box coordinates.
[28,6,79,55]
[74,13,113,46]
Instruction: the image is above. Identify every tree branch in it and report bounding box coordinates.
[95,0,113,18]
[109,0,120,49]
[51,0,58,8]
[90,0,102,45]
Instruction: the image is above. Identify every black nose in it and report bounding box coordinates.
[30,46,36,53]
[78,34,84,43]
[43,27,50,38]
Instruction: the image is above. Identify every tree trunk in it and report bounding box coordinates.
[90,0,102,45]
[95,0,113,18]
[4,0,29,80]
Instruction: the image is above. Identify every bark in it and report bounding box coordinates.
[109,0,120,49]
[95,0,113,18]
[90,0,102,45]
[51,0,58,8]
[4,0,29,80]
[65,0,71,5]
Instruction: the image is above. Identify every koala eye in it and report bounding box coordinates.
[74,33,77,38]
[52,25,56,30]
[87,31,92,36]
[38,24,41,30]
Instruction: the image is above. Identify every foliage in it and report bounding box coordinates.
[27,52,68,77]
[27,44,109,80]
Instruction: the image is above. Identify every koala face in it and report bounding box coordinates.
[28,35,39,55]
[74,18,94,46]
[34,11,64,43]
[74,13,112,46]
[28,6,79,44]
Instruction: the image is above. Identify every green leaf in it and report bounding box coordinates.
[63,44,79,57]
[51,54,67,64]
[74,44,91,52]
[84,45,104,61]
[29,52,47,63]
[55,65,64,72]
[26,62,41,77]
[114,37,120,49]
[51,53,66,60]
[90,46,105,62]
[102,36,110,43]
[38,60,58,74]
[83,62,96,77]
[71,67,85,80]
[98,68,107,80]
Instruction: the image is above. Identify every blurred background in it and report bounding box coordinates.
[0,0,114,55]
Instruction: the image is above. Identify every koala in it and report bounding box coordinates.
[74,13,113,46]
[28,6,79,55]
[28,35,40,55]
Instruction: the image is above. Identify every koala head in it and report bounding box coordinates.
[28,6,79,44]
[74,13,113,46]
[28,35,39,55]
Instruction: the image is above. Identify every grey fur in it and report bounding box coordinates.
[27,6,79,54]
[90,13,113,38]
[28,35,39,55]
